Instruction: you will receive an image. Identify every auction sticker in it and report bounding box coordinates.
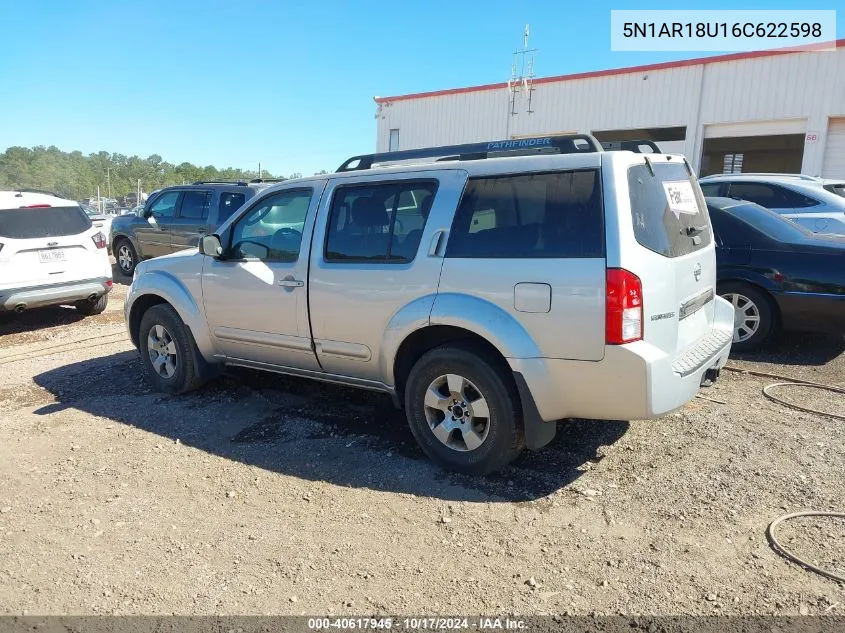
[663,180,698,218]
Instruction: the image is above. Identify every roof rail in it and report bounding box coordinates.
[336,134,603,172]
[13,188,63,197]
[249,178,287,184]
[600,140,662,153]
[191,180,248,186]
[700,172,820,181]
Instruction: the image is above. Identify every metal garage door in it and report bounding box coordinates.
[822,118,845,178]
[704,118,806,138]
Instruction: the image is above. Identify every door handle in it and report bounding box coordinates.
[277,277,304,288]
[428,230,448,257]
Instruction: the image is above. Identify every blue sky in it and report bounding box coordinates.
[0,0,840,176]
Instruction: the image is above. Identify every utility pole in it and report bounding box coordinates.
[258,161,261,180]
[106,168,112,201]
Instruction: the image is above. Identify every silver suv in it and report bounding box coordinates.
[699,173,845,235]
[125,135,734,474]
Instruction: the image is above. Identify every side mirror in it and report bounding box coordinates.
[200,234,223,258]
[142,208,153,218]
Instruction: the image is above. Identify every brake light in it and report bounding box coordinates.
[606,268,643,344]
[92,231,107,249]
[22,204,51,208]
[106,280,113,288]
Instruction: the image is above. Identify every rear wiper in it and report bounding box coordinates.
[685,224,707,236]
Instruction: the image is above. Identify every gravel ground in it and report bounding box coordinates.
[0,264,843,616]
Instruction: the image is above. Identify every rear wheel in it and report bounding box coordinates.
[75,294,108,316]
[404,344,524,475]
[115,239,138,277]
[138,304,204,394]
[719,282,775,352]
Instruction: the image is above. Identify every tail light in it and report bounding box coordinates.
[22,204,51,208]
[606,268,643,344]
[106,280,113,288]
[92,231,107,249]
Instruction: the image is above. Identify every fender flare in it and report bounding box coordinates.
[127,270,215,361]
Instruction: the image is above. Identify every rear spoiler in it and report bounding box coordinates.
[600,140,662,153]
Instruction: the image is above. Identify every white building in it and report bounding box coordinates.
[375,40,845,177]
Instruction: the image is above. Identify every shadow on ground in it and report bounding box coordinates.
[33,351,629,502]
[110,262,132,286]
[731,331,845,367]
[0,305,88,336]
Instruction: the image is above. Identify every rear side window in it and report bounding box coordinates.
[325,181,437,263]
[628,162,712,258]
[179,191,212,219]
[447,170,603,258]
[0,206,92,239]
[218,192,246,224]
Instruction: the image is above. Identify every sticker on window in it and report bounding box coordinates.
[662,181,698,218]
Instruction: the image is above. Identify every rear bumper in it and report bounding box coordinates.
[510,295,735,422]
[0,277,112,311]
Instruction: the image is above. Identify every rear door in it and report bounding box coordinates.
[618,155,716,356]
[136,190,179,258]
[0,206,103,290]
[438,159,607,361]
[170,189,212,251]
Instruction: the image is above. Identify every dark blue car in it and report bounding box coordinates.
[707,197,845,351]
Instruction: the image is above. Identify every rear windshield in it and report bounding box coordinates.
[0,206,92,239]
[823,183,845,198]
[627,162,711,257]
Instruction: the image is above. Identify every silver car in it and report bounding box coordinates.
[125,135,733,474]
[699,173,845,235]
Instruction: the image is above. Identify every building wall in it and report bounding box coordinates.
[376,46,845,176]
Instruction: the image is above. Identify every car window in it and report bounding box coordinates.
[728,203,813,243]
[700,183,722,197]
[627,162,711,258]
[778,186,819,210]
[178,191,212,220]
[0,206,92,239]
[447,169,603,259]
[229,189,313,262]
[218,192,246,224]
[148,191,180,218]
[707,205,754,247]
[325,181,437,263]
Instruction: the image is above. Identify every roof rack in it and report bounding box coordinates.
[600,140,662,153]
[336,134,604,172]
[249,178,287,184]
[699,173,821,181]
[191,180,248,186]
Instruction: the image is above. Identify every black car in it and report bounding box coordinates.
[110,181,269,276]
[707,197,845,351]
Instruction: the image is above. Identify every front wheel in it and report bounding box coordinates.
[138,304,205,394]
[404,344,524,475]
[719,282,775,352]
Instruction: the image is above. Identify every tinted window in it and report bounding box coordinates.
[779,186,819,210]
[148,191,179,218]
[700,183,722,197]
[707,205,754,247]
[728,203,813,243]
[447,170,603,259]
[628,162,711,258]
[229,189,312,262]
[179,191,211,219]
[325,181,437,262]
[0,206,92,239]
[218,192,246,224]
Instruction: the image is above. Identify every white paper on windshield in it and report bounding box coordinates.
[662,181,698,218]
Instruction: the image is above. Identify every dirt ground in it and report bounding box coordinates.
[0,263,843,616]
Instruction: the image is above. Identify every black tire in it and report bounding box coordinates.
[138,304,204,395]
[404,343,524,475]
[75,293,108,316]
[114,238,138,277]
[718,282,776,352]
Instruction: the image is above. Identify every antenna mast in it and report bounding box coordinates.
[508,24,537,118]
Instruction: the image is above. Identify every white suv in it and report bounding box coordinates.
[0,191,113,315]
[699,173,845,235]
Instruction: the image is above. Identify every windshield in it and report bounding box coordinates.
[728,202,813,243]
